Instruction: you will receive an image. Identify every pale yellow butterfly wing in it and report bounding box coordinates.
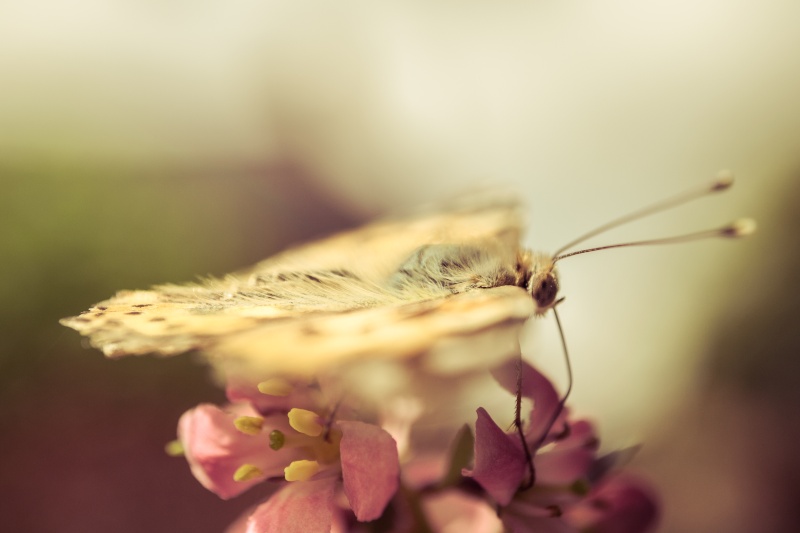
[210,285,533,377]
[61,195,535,375]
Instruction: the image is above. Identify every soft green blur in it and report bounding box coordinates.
[2,2,799,532]
[0,158,357,532]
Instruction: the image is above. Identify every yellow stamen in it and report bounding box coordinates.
[164,439,184,457]
[233,464,264,482]
[234,415,264,435]
[288,408,323,437]
[257,378,293,397]
[284,460,320,482]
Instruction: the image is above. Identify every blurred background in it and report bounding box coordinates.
[1,1,798,531]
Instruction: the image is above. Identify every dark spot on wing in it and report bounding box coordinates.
[258,291,279,300]
[301,324,321,336]
[97,306,108,311]
[149,317,166,322]
[94,312,106,317]
[330,269,357,279]
[254,269,360,288]
[133,304,152,308]
[125,311,142,315]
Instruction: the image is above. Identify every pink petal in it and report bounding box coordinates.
[178,403,300,499]
[491,360,565,444]
[467,407,527,506]
[535,420,598,485]
[535,447,594,486]
[565,476,659,533]
[338,420,400,522]
[246,477,338,533]
[499,477,584,532]
[423,490,503,533]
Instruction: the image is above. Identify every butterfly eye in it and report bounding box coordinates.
[531,273,559,311]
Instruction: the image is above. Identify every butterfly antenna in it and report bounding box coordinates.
[552,171,738,258]
[554,218,756,262]
[518,299,573,491]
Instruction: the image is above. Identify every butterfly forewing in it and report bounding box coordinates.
[61,195,534,374]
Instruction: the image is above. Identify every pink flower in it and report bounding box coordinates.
[244,477,339,533]
[243,421,399,533]
[465,360,659,533]
[564,475,659,533]
[177,403,303,499]
[176,366,657,532]
[177,378,400,532]
[422,490,503,533]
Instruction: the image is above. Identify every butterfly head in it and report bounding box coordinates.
[524,253,560,315]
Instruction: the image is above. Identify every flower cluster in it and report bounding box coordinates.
[172,360,658,533]
[466,361,658,533]
[175,378,399,532]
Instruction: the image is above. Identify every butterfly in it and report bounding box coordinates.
[61,178,752,379]
[61,193,561,377]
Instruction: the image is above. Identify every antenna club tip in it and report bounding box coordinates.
[711,170,735,191]
[722,218,757,238]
